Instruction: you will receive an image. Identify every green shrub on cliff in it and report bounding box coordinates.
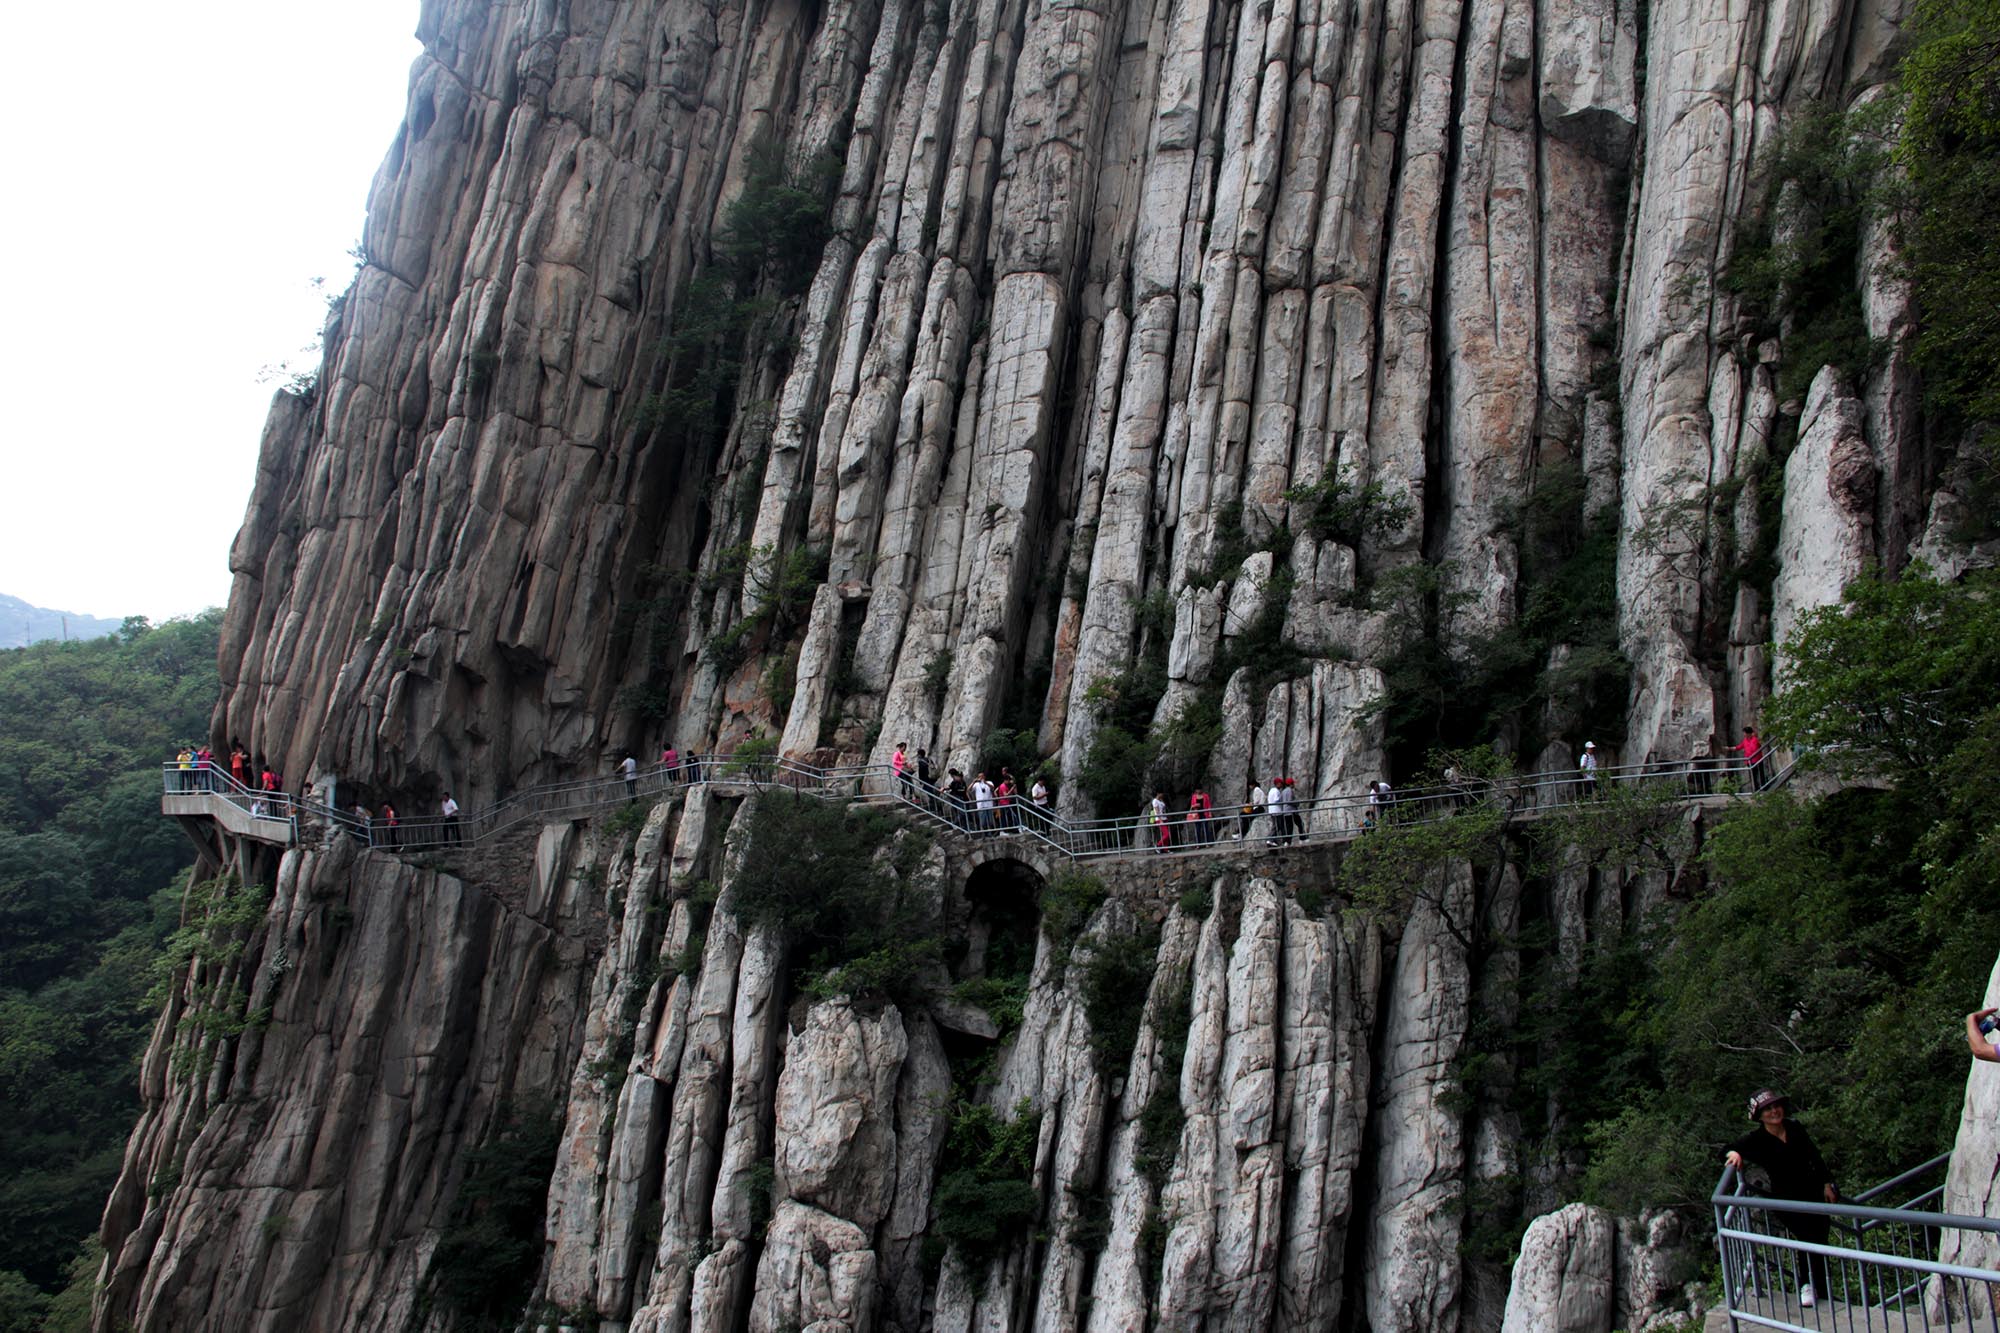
[426,1105,561,1323]
[733,792,940,1001]
[930,1098,1041,1263]
[1899,0,2000,432]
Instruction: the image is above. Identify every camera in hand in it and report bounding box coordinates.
[1981,1013,2000,1036]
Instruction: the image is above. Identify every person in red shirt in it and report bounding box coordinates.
[1186,788,1213,844]
[1735,726,1766,788]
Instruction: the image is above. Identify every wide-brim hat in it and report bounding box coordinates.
[1747,1088,1790,1120]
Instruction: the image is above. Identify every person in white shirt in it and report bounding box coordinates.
[972,773,996,832]
[1240,783,1264,839]
[441,793,462,844]
[1578,741,1599,798]
[620,753,639,800]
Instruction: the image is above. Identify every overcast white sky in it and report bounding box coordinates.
[0,1,422,623]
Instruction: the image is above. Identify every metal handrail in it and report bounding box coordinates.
[162,745,1779,861]
[1714,1160,2000,1329]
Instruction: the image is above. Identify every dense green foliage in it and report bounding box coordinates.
[1762,564,2000,780]
[734,792,940,1002]
[1133,960,1195,1190]
[1562,569,2000,1211]
[1078,927,1160,1083]
[0,612,219,1307]
[1722,101,1887,406]
[1371,464,1627,764]
[1899,0,2000,432]
[425,1106,562,1325]
[1722,2,1999,529]
[1077,554,1313,809]
[1282,474,1413,546]
[1036,869,1108,959]
[930,1098,1042,1262]
[636,134,840,447]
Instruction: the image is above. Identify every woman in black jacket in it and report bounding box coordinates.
[1725,1088,1838,1306]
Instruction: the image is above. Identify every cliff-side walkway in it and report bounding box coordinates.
[161,750,1784,865]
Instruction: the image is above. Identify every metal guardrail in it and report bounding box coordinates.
[162,748,1786,862]
[1715,1158,2000,1330]
[161,762,302,844]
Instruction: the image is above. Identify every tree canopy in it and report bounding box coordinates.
[1576,568,2000,1212]
[0,611,220,1309]
[1763,564,2000,781]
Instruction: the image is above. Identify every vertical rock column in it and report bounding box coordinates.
[748,1000,911,1331]
[543,806,680,1310]
[940,0,1129,750]
[1364,862,1476,1331]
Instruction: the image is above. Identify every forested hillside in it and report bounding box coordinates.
[0,612,220,1328]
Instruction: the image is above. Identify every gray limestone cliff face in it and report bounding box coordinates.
[108,0,1974,1325]
[100,789,1714,1332]
[216,0,1931,819]
[93,823,614,1332]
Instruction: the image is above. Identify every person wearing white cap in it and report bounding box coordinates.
[1578,740,1599,798]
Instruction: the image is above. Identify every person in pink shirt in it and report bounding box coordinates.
[1735,725,1766,787]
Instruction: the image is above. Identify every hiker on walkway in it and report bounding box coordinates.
[441,792,462,844]
[1724,1088,1838,1307]
[1735,726,1766,788]
[1186,787,1213,845]
[998,768,1019,832]
[1241,783,1264,841]
[1264,777,1285,843]
[1151,792,1172,851]
[1688,744,1717,796]
[917,748,935,810]
[972,772,996,832]
[620,753,639,800]
[661,743,681,785]
[380,802,399,849]
[1364,781,1389,832]
[893,742,911,798]
[351,803,372,846]
[1029,775,1050,833]
[1578,742,1599,799]
[230,741,249,789]
[946,769,970,829]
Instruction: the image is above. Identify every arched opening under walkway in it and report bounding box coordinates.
[956,857,1045,990]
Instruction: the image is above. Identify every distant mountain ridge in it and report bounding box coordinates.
[0,594,124,649]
